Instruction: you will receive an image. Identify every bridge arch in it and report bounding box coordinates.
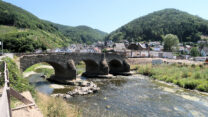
[78,59,101,77]
[22,61,65,78]
[108,59,123,75]
[83,59,99,74]
[18,53,130,82]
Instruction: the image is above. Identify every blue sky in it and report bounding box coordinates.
[3,0,208,33]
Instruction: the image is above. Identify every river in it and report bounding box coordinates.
[28,73,208,117]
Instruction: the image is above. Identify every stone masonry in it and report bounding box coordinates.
[18,53,130,83]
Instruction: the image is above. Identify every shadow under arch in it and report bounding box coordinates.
[108,59,123,75]
[23,61,65,79]
[46,61,66,77]
[81,59,100,77]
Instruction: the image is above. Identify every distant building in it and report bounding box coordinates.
[148,41,161,47]
[96,41,105,49]
[35,49,42,53]
[151,45,163,51]
[105,40,114,48]
[127,43,147,50]
[150,51,160,58]
[113,43,126,52]
[140,51,149,57]
[200,47,208,56]
[163,52,175,59]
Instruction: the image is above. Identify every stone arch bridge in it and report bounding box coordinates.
[17,53,130,83]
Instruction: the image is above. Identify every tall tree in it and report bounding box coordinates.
[190,47,200,57]
[106,9,208,43]
[163,34,179,52]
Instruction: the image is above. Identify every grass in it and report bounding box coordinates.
[24,63,44,72]
[0,25,69,49]
[35,68,54,78]
[0,57,36,109]
[76,62,86,75]
[24,62,55,78]
[1,57,35,93]
[136,64,208,92]
[0,57,81,117]
[36,92,81,117]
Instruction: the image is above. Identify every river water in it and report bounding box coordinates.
[28,73,208,117]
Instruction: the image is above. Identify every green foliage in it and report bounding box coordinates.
[53,24,107,44]
[190,47,200,57]
[0,1,57,32]
[35,68,54,78]
[1,33,47,52]
[0,1,107,52]
[1,57,34,93]
[76,62,86,75]
[24,63,44,72]
[0,61,4,86]
[36,93,80,117]
[137,64,208,92]
[106,9,208,42]
[163,34,179,51]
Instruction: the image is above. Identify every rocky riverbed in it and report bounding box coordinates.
[27,73,208,117]
[51,79,100,99]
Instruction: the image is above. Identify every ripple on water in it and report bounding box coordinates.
[28,74,208,117]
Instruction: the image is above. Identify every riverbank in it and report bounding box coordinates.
[36,92,81,117]
[0,57,81,117]
[134,63,208,92]
[21,58,208,117]
[127,58,203,65]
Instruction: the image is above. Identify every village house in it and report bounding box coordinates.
[148,41,161,47]
[149,51,161,58]
[151,45,163,51]
[162,52,176,59]
[126,43,150,57]
[105,40,114,48]
[35,49,42,53]
[113,43,126,52]
[200,46,208,57]
[127,43,147,50]
[95,41,105,49]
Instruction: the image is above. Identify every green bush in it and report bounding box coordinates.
[137,63,208,92]
[190,47,200,57]
[183,80,199,89]
[194,72,202,79]
[196,83,208,92]
[35,68,54,78]
[2,57,34,93]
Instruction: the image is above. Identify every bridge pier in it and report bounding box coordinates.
[109,60,130,75]
[19,53,131,83]
[82,57,109,78]
[49,60,76,83]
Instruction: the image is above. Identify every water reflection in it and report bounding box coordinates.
[28,73,54,94]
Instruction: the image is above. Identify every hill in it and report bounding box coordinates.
[0,1,106,52]
[52,23,107,44]
[106,9,208,43]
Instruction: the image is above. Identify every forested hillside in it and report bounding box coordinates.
[106,9,208,43]
[53,24,107,44]
[0,1,106,52]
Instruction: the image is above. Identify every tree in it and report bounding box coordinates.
[190,47,200,57]
[163,34,179,52]
[106,9,208,43]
